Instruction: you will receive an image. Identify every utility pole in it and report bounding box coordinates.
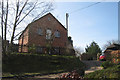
[66,13,69,36]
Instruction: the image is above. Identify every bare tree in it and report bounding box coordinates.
[0,0,54,54]
[74,46,83,57]
[102,40,120,51]
[1,0,5,54]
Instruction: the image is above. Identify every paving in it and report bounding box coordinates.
[81,60,103,74]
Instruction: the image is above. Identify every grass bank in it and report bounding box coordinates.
[2,53,85,77]
[84,64,120,78]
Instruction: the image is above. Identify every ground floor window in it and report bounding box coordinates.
[54,48,60,54]
[36,47,43,53]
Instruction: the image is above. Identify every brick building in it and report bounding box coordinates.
[104,44,120,63]
[18,13,74,55]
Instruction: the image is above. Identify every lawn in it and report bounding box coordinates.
[84,64,120,79]
[2,53,85,77]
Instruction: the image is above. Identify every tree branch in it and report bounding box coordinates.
[16,1,37,26]
[32,2,53,22]
[17,0,29,21]
[10,0,20,43]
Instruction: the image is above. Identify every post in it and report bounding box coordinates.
[0,36,2,79]
[118,2,120,64]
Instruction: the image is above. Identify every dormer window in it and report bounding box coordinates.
[37,28,43,35]
[55,30,60,38]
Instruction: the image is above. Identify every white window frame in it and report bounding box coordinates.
[46,29,52,39]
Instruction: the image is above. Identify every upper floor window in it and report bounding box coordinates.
[46,29,52,39]
[48,17,51,21]
[37,28,43,35]
[55,30,60,38]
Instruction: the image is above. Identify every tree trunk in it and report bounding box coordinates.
[10,1,19,53]
[1,0,5,55]
[4,0,9,54]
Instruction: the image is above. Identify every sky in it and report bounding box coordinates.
[0,0,118,52]
[51,1,118,52]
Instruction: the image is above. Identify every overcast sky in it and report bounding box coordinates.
[51,1,118,51]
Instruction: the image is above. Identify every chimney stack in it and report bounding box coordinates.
[66,13,69,34]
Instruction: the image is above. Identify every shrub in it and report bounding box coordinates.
[59,70,84,79]
[101,61,114,69]
[28,44,36,53]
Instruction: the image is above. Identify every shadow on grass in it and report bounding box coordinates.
[2,54,85,78]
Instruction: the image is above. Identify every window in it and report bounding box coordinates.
[46,29,52,39]
[55,30,60,37]
[54,48,59,53]
[37,28,43,35]
[48,17,51,21]
[36,47,43,53]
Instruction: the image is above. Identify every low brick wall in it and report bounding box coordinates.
[80,53,94,60]
[105,50,120,63]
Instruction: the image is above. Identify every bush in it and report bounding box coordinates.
[28,44,36,53]
[101,61,114,69]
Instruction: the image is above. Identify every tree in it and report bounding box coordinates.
[74,46,83,57]
[85,41,102,59]
[102,40,120,62]
[102,40,120,51]
[0,0,54,54]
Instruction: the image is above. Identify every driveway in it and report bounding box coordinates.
[81,60,103,74]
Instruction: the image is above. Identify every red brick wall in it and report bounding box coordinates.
[104,50,120,63]
[80,53,93,60]
[19,13,68,53]
[19,28,29,52]
[111,50,120,63]
[28,13,67,48]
